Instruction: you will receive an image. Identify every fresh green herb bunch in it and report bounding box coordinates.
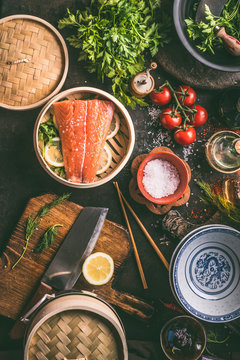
[11,194,70,269]
[197,180,240,223]
[58,0,171,108]
[185,0,240,54]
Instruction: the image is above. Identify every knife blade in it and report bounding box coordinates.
[10,206,108,339]
[42,206,108,290]
[195,0,227,23]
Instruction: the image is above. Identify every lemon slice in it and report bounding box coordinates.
[106,112,120,140]
[45,137,64,167]
[97,145,112,175]
[52,113,58,129]
[82,252,114,286]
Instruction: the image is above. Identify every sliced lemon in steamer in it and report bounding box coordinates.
[82,252,114,285]
[106,112,120,139]
[45,137,64,167]
[97,144,112,175]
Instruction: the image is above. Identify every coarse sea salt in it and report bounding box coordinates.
[142,159,180,198]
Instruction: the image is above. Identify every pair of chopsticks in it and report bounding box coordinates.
[113,182,169,290]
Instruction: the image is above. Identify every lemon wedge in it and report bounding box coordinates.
[97,144,112,175]
[106,112,120,140]
[45,137,64,167]
[52,113,58,129]
[48,108,58,129]
[82,252,114,286]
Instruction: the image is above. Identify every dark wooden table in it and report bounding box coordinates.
[0,1,239,359]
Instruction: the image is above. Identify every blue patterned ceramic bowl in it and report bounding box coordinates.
[171,225,240,323]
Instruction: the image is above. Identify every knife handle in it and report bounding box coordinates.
[9,281,53,339]
[215,26,240,56]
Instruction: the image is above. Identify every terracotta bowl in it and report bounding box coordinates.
[34,87,135,188]
[160,315,206,360]
[137,152,188,205]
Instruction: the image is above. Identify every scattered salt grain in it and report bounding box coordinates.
[182,143,194,162]
[142,159,180,198]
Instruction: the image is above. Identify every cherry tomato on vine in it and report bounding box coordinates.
[174,126,196,146]
[160,108,182,129]
[189,104,208,127]
[176,85,196,107]
[149,87,171,106]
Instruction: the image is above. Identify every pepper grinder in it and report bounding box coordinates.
[130,62,157,98]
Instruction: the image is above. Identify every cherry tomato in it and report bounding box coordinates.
[160,108,182,129]
[176,85,196,107]
[189,104,208,127]
[174,126,196,146]
[149,87,172,106]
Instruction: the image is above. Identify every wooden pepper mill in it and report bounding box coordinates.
[130,62,157,98]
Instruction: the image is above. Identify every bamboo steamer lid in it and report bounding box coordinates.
[24,293,128,360]
[0,15,69,110]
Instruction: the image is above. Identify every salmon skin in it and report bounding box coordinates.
[53,99,115,183]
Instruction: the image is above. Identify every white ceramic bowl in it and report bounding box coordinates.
[34,87,135,188]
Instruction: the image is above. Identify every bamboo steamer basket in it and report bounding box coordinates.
[0,15,68,110]
[24,291,128,360]
[33,87,135,188]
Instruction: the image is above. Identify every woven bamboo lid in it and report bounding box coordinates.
[28,310,124,360]
[0,15,69,110]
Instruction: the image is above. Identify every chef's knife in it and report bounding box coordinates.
[10,206,108,339]
[195,0,240,56]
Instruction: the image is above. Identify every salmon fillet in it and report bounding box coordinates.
[53,100,87,183]
[53,99,115,183]
[83,99,115,183]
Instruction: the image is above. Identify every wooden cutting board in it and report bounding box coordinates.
[0,194,153,321]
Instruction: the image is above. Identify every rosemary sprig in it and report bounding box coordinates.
[34,224,63,253]
[11,193,71,269]
[197,181,240,223]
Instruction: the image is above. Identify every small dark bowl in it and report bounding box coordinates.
[160,315,206,360]
[173,0,240,72]
[137,152,188,205]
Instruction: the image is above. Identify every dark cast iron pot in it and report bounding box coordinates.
[173,0,240,72]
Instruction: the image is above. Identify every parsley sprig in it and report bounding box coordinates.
[185,0,240,54]
[11,194,71,269]
[58,0,171,108]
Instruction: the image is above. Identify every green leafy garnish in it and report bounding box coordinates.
[39,117,59,143]
[11,194,71,269]
[185,0,240,54]
[53,166,66,178]
[197,180,240,223]
[58,0,171,108]
[39,116,59,157]
[34,224,63,253]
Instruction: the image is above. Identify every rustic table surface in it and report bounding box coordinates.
[0,1,239,359]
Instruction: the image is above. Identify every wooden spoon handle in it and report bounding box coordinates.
[215,26,240,56]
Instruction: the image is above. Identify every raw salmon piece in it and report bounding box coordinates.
[83,99,115,183]
[53,100,87,183]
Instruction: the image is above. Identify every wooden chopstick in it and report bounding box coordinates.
[113,182,148,290]
[115,184,169,271]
